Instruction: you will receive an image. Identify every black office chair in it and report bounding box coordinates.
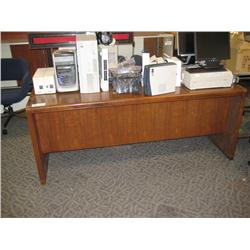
[118,55,126,63]
[131,54,142,67]
[1,58,33,134]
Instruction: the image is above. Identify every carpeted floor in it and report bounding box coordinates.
[1,114,250,218]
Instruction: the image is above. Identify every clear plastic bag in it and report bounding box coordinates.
[110,58,142,94]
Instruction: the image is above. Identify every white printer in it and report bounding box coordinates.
[165,56,182,87]
[143,62,177,96]
[182,68,233,90]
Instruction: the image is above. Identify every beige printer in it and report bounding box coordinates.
[182,68,233,90]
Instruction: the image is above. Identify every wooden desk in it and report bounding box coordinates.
[26,85,247,184]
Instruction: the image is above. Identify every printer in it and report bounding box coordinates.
[143,62,177,96]
[183,68,234,90]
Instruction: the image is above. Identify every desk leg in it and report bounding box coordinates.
[27,112,48,185]
[209,95,245,159]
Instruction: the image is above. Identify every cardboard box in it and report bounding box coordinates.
[223,33,250,74]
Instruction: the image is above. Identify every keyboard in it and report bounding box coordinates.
[186,67,227,73]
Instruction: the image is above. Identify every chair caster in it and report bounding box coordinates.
[2,128,8,135]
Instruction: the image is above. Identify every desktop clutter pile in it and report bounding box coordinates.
[32,32,236,98]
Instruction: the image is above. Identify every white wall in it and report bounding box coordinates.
[117,44,133,59]
[133,37,144,55]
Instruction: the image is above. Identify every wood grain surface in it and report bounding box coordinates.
[26,85,247,184]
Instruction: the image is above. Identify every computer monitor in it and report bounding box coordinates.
[194,32,230,69]
[177,32,195,64]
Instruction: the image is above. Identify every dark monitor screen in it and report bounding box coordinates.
[194,32,230,61]
[177,32,195,55]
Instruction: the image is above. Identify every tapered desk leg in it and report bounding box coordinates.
[26,112,49,185]
[210,95,246,159]
[34,152,49,185]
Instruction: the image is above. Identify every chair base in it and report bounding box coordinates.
[1,106,27,134]
[2,128,8,135]
[2,106,14,135]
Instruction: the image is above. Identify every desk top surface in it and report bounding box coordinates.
[26,85,247,113]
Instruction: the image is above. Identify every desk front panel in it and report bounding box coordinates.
[33,96,231,154]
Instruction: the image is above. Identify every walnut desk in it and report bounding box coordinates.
[26,85,247,184]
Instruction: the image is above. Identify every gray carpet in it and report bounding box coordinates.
[1,115,250,218]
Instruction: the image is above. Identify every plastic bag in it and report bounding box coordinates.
[110,58,142,94]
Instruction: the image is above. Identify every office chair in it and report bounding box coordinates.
[118,55,126,63]
[1,58,33,135]
[131,55,142,67]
